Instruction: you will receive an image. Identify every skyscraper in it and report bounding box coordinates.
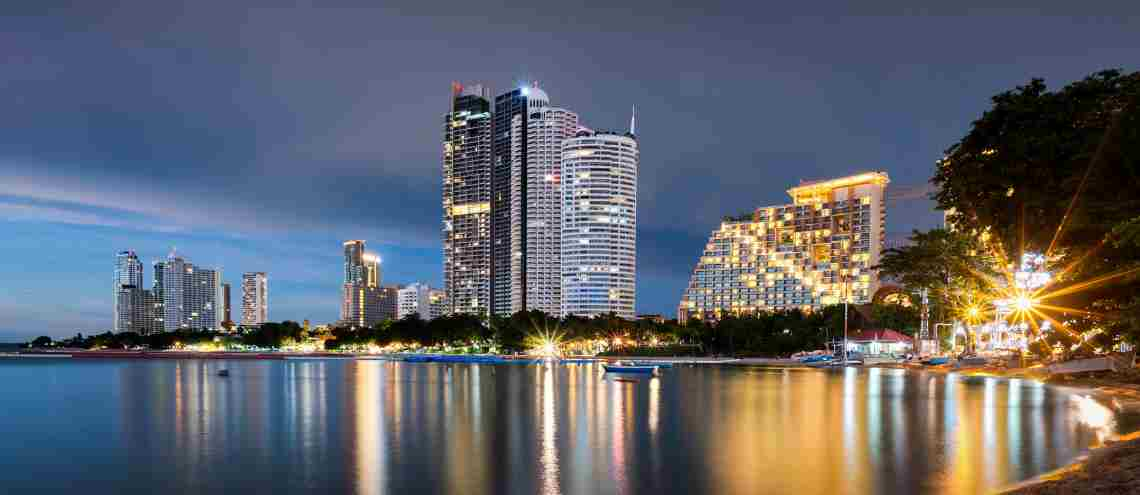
[153,252,224,331]
[443,83,493,316]
[677,172,890,321]
[341,240,388,328]
[222,283,232,325]
[518,106,579,315]
[241,272,268,327]
[491,83,550,315]
[561,128,639,319]
[113,250,144,332]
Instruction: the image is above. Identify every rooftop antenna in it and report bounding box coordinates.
[629,105,636,136]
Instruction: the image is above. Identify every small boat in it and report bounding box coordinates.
[217,369,230,377]
[923,357,950,366]
[631,361,673,368]
[614,377,641,383]
[603,363,658,374]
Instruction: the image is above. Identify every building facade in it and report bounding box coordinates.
[115,286,163,335]
[443,83,493,316]
[222,283,232,325]
[517,106,579,315]
[560,129,639,319]
[677,172,889,321]
[113,250,144,333]
[153,253,224,331]
[492,83,552,316]
[428,288,447,320]
[341,240,392,328]
[397,282,432,320]
[241,272,268,327]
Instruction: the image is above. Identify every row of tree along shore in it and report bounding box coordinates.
[25,303,919,357]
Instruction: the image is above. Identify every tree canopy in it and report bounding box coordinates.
[932,69,1140,342]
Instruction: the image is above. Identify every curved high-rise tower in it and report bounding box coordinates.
[560,129,639,318]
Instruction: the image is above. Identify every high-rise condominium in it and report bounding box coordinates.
[516,106,579,315]
[113,250,143,332]
[677,172,889,321]
[241,272,268,326]
[222,283,231,324]
[443,83,493,316]
[428,288,447,320]
[114,250,163,334]
[397,282,435,320]
[561,128,639,319]
[341,240,389,327]
[491,83,555,316]
[153,252,224,331]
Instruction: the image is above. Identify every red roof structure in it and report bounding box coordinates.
[847,329,913,344]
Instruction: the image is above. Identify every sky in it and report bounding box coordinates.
[1,1,1137,340]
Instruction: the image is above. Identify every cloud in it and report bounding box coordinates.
[0,165,440,248]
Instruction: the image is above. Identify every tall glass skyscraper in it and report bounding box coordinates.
[560,129,639,319]
[442,84,493,316]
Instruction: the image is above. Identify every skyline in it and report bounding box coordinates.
[2,1,1138,338]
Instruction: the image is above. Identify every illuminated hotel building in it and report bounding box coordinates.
[677,171,889,321]
[560,128,639,319]
[443,83,493,316]
[241,272,268,327]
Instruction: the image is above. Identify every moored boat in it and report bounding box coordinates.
[603,363,658,374]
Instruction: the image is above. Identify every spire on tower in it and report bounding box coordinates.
[629,105,636,136]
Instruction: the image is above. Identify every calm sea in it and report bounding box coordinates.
[0,359,1124,494]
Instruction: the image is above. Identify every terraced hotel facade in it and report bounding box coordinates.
[678,172,889,321]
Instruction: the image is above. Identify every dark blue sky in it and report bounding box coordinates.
[2,1,1137,339]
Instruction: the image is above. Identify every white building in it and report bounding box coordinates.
[398,283,432,320]
[560,126,639,319]
[515,106,579,316]
[154,252,224,331]
[241,272,268,326]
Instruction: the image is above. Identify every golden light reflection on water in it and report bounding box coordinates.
[99,361,1117,495]
[1072,394,1114,443]
[540,363,560,495]
[354,361,383,495]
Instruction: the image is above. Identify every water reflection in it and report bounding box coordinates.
[0,359,1120,494]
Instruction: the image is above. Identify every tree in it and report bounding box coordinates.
[30,336,53,348]
[876,228,996,322]
[933,69,1140,343]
